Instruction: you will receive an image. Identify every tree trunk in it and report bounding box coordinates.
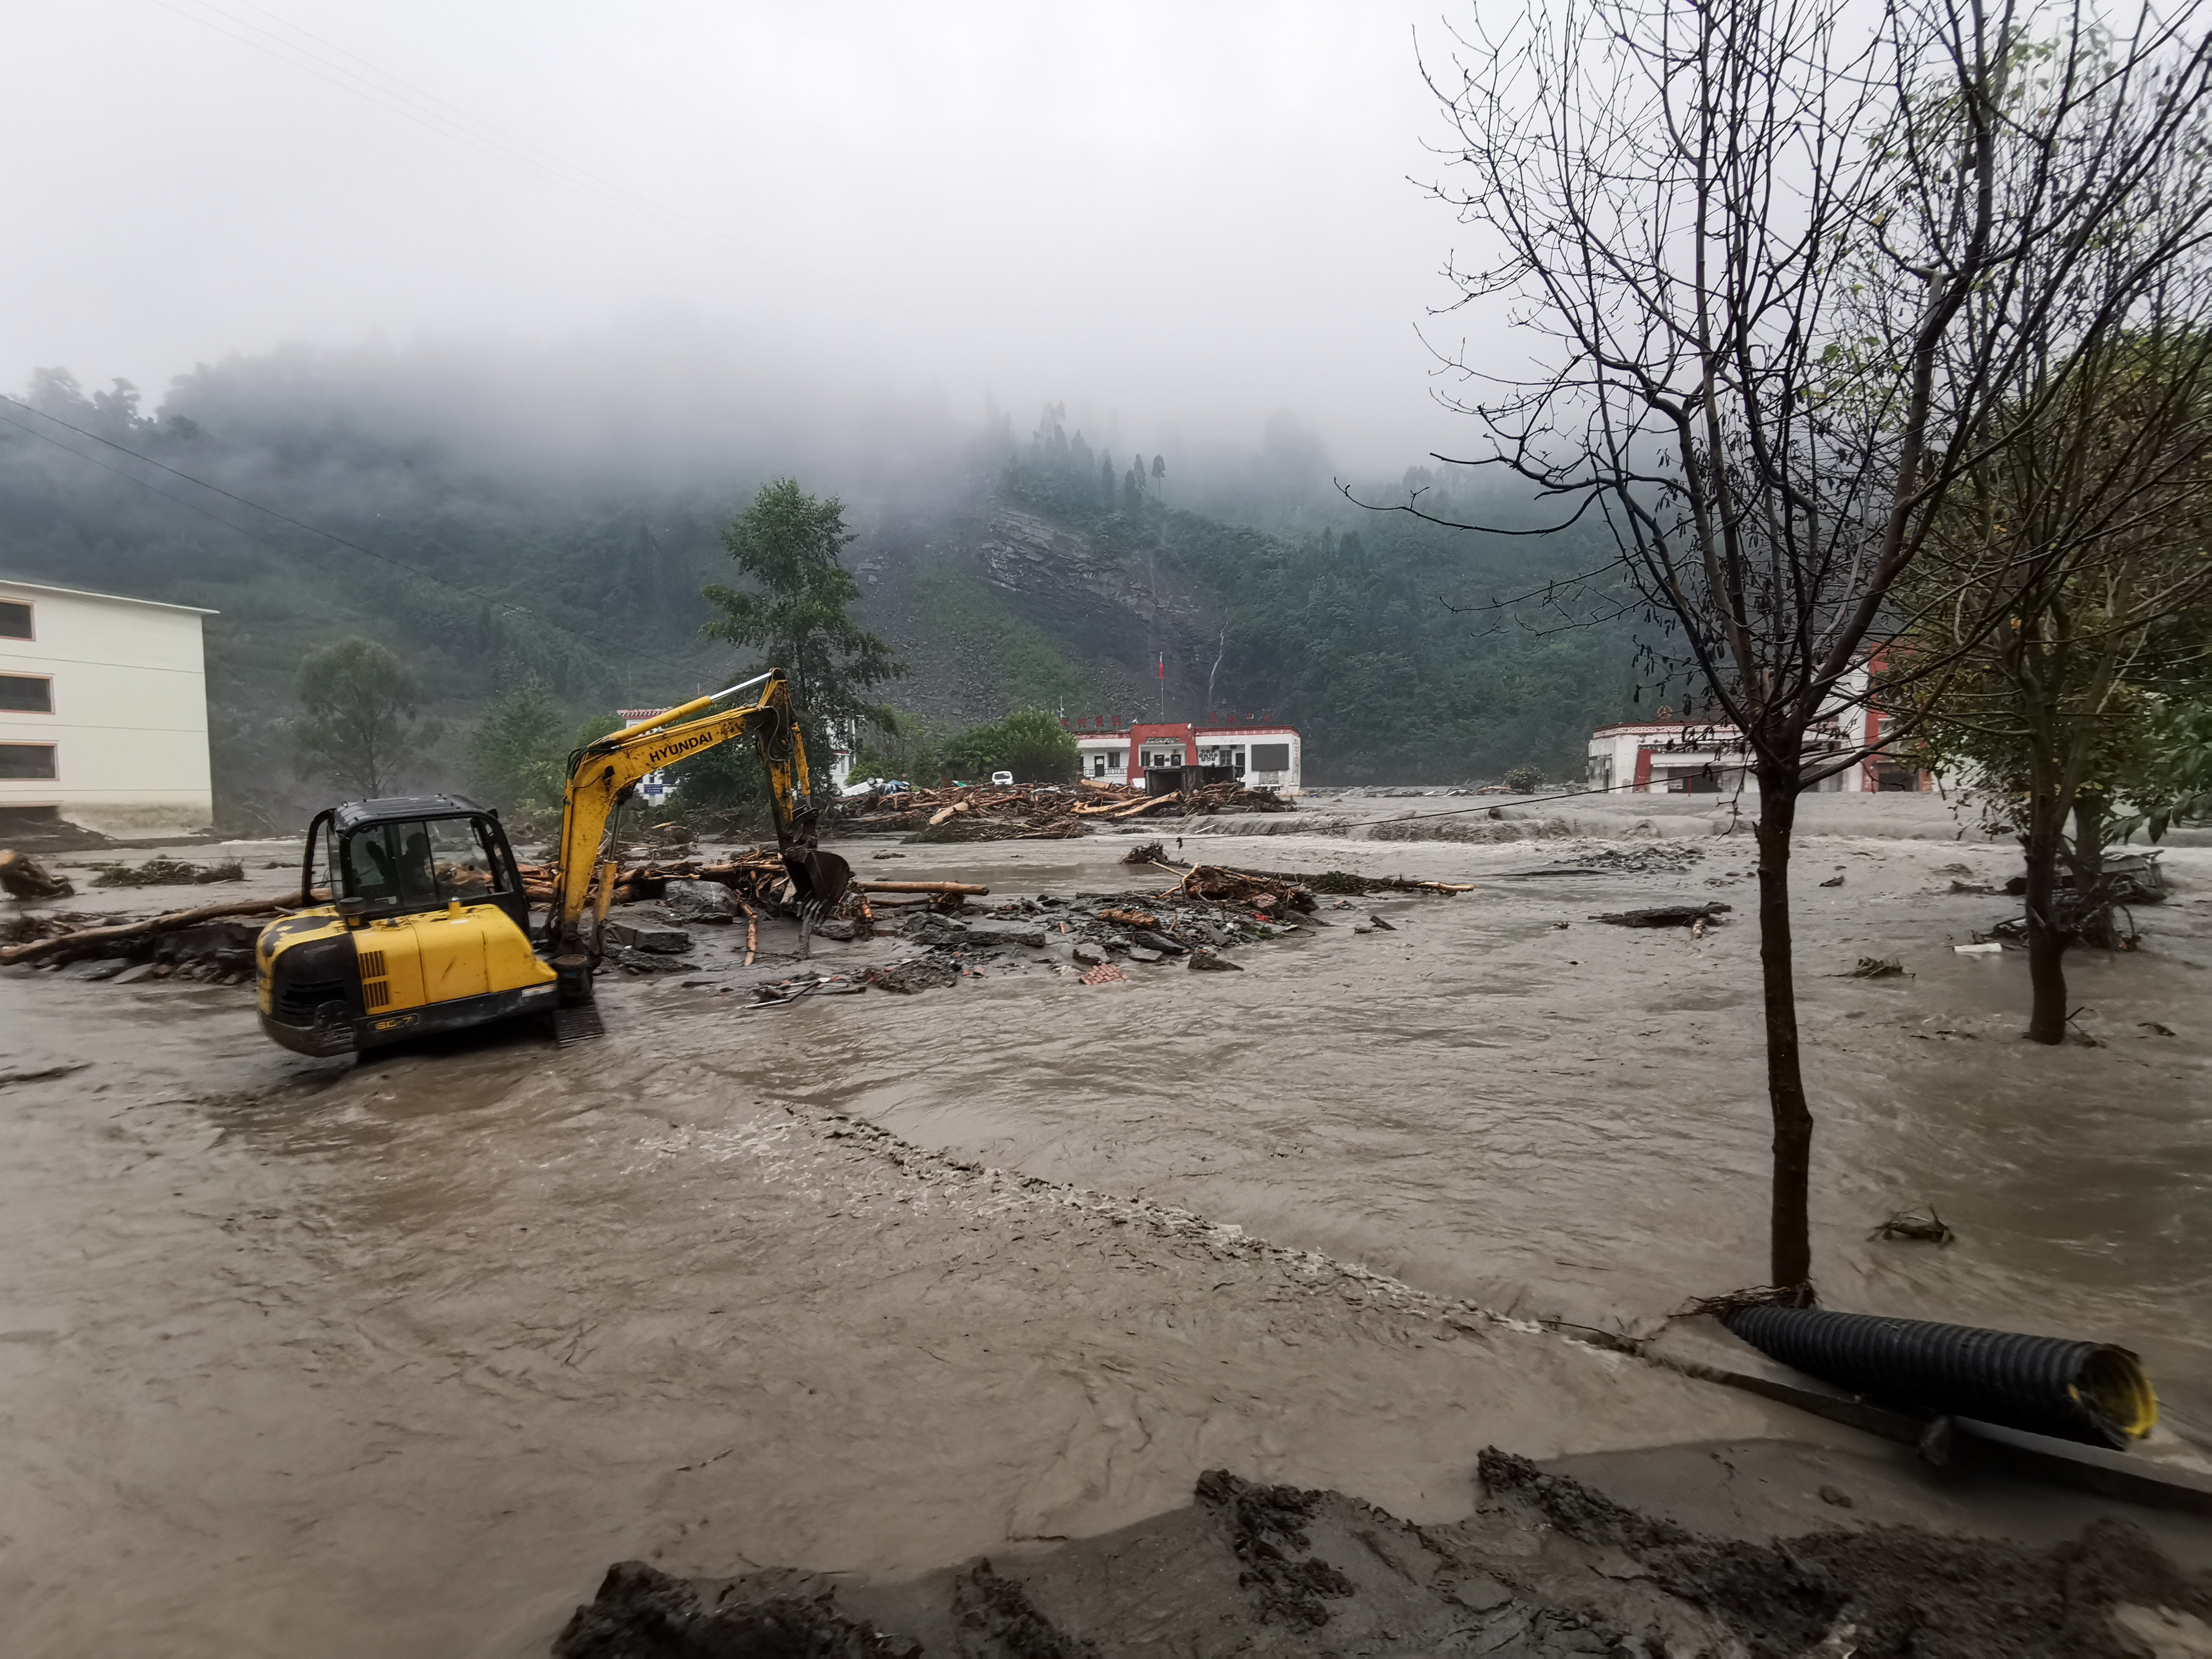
[2070,796,2122,950]
[1753,761,1815,1301]
[2023,795,2072,1044]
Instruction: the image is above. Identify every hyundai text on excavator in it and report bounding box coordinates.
[254,670,851,1056]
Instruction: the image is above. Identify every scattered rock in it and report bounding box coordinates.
[109,963,159,985]
[1131,929,1186,955]
[661,879,739,924]
[1821,874,1846,887]
[1188,950,1243,972]
[963,921,1045,948]
[1127,947,1162,964]
[1071,943,1107,966]
[863,960,959,995]
[811,918,861,942]
[604,922,694,955]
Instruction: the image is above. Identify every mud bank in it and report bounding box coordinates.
[555,1452,2212,1658]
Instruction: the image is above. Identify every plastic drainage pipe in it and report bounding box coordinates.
[1719,1306,2158,1449]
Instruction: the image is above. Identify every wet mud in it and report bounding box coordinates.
[553,1453,2212,1658]
[3,803,2210,1654]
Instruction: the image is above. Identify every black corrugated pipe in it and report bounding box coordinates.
[1719,1306,2158,1449]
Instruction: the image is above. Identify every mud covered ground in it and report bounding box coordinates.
[554,1453,2212,1657]
[3,795,2210,1654]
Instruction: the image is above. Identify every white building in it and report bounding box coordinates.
[1065,717,1302,795]
[0,576,214,837]
[1587,661,1934,795]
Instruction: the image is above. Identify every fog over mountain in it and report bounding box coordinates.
[0,3,1629,822]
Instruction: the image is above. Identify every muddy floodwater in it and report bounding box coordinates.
[2,796,2208,1654]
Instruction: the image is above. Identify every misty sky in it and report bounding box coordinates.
[6,2,1501,472]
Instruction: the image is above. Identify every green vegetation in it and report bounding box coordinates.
[941,709,1079,783]
[909,563,1090,713]
[702,480,903,776]
[293,637,437,798]
[1004,429,1631,782]
[465,678,567,813]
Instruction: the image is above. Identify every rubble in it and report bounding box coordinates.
[89,857,245,889]
[0,894,283,969]
[834,779,1293,842]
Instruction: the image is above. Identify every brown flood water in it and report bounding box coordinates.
[0,816,2207,1654]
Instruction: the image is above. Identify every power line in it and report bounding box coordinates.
[0,394,625,654]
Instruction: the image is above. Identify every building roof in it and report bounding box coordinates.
[1196,726,1297,738]
[0,574,217,615]
[1589,720,1742,738]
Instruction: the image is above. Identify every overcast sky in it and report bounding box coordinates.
[3,2,1501,473]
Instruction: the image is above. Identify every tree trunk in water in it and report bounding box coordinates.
[1753,764,1815,1301]
[2023,798,2071,1045]
[2071,797,2120,950]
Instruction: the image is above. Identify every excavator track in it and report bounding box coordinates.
[552,1003,605,1047]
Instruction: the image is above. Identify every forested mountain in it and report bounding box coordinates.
[0,346,1638,825]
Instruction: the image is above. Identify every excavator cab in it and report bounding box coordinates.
[257,796,556,1057]
[256,669,849,1058]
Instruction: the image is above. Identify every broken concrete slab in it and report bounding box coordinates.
[604,922,693,955]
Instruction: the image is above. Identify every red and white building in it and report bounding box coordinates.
[1585,658,1935,795]
[1065,713,1302,795]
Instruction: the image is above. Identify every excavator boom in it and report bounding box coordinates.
[547,669,850,999]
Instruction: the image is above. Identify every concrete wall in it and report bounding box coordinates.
[0,578,214,836]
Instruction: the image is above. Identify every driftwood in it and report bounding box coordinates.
[1589,902,1732,928]
[0,894,286,965]
[853,880,990,896]
[0,849,74,900]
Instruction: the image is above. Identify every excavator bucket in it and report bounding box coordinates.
[785,846,852,912]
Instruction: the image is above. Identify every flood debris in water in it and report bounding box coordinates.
[553,1452,2212,1659]
[0,848,74,899]
[1869,1205,1956,1245]
[89,855,245,888]
[1589,901,1732,929]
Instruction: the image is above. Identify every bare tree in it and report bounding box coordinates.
[1404,0,2212,1299]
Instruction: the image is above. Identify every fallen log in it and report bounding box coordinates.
[1589,902,1732,928]
[853,880,990,896]
[0,894,287,965]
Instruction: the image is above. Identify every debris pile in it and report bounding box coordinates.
[89,856,245,888]
[0,895,280,978]
[836,779,1292,842]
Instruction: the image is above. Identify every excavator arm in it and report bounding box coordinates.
[546,669,851,999]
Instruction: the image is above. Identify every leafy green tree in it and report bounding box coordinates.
[293,637,436,798]
[942,709,1079,783]
[467,677,568,812]
[702,480,904,779]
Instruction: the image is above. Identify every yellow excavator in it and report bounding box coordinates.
[254,669,851,1056]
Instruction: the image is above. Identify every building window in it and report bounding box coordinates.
[1250,742,1290,772]
[0,743,57,779]
[0,675,53,713]
[0,601,30,640]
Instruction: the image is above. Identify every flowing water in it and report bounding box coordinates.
[1,817,2207,1654]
